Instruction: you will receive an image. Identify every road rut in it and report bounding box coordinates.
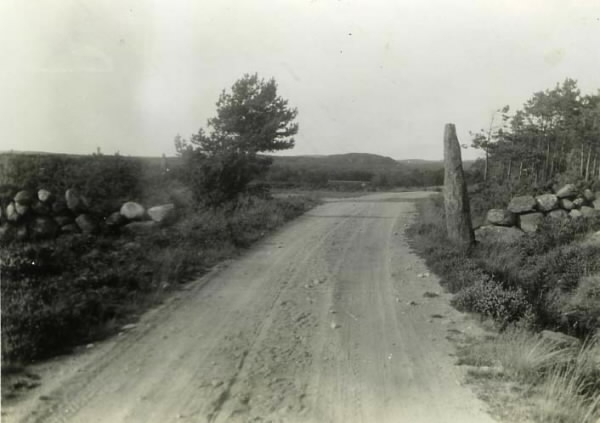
[3,192,496,423]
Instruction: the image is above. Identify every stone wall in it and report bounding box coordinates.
[0,186,178,243]
[475,184,600,244]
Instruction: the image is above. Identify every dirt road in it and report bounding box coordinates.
[4,192,496,423]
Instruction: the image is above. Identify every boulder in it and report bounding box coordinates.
[120,202,146,220]
[535,194,558,212]
[75,214,98,234]
[61,223,81,234]
[593,198,600,210]
[508,195,536,214]
[6,202,19,222]
[540,330,580,349]
[0,223,15,243]
[32,201,51,215]
[559,198,574,210]
[486,209,517,226]
[548,209,568,220]
[519,212,544,233]
[583,189,595,202]
[52,200,69,215]
[475,225,525,245]
[573,197,585,208]
[66,189,86,212]
[147,203,176,223]
[14,190,34,206]
[37,189,54,203]
[29,216,59,239]
[556,184,578,199]
[122,221,157,234]
[568,209,583,219]
[105,211,127,227]
[581,206,599,218]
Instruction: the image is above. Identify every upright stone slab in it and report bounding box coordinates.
[443,123,474,248]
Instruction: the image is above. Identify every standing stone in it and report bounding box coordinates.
[559,198,574,210]
[443,124,474,248]
[556,184,578,199]
[486,209,517,226]
[120,202,146,220]
[519,213,544,233]
[535,194,559,212]
[38,189,54,203]
[507,196,536,214]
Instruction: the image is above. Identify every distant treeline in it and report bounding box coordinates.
[264,153,446,189]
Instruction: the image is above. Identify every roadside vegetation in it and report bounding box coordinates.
[408,79,600,422]
[1,74,318,366]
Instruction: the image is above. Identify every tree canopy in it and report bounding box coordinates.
[175,74,299,203]
[470,79,600,188]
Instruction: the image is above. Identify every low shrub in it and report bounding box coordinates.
[1,194,318,363]
[452,278,532,326]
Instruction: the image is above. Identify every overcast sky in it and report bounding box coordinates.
[1,0,599,160]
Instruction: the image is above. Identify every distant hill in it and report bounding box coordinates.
[271,153,400,173]
[267,153,445,188]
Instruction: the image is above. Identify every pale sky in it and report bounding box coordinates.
[1,0,599,160]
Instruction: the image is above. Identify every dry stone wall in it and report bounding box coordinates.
[475,184,600,244]
[0,186,178,244]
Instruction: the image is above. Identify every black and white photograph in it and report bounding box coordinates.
[1,1,600,422]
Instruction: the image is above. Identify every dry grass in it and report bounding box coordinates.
[455,327,600,423]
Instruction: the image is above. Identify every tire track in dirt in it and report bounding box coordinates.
[4,193,498,423]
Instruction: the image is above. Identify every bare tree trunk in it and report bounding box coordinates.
[580,144,585,177]
[484,149,488,182]
[518,161,523,181]
[507,159,512,181]
[585,144,592,181]
[545,140,551,180]
[443,123,474,249]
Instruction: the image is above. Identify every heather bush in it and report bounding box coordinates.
[452,278,532,326]
[1,194,318,363]
[408,192,600,337]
